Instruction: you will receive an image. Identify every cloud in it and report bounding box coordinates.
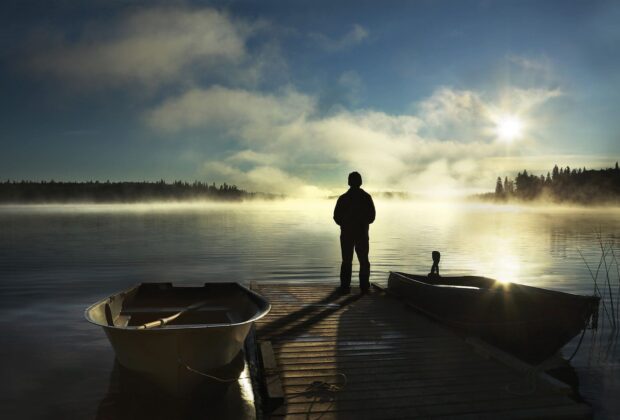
[337,70,364,105]
[507,54,553,75]
[29,7,255,88]
[310,24,368,52]
[227,150,278,166]
[146,85,315,133]
[202,161,325,197]
[505,54,560,90]
[496,87,562,113]
[418,88,489,141]
[145,83,561,196]
[416,86,562,145]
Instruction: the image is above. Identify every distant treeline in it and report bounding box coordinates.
[328,191,411,200]
[0,180,282,203]
[487,162,620,204]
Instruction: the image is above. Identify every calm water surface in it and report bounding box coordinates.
[1,200,619,418]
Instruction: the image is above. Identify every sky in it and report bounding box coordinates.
[1,0,619,196]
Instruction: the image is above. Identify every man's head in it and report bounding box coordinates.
[348,171,362,188]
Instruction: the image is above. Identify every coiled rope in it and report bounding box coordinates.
[287,373,347,420]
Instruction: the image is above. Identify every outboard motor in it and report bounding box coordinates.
[429,251,441,279]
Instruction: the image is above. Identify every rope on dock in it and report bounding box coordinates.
[287,373,347,401]
[286,373,347,420]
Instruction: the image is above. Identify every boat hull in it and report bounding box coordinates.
[102,323,251,394]
[85,282,270,394]
[388,272,599,363]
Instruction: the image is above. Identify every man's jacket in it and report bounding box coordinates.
[333,188,376,233]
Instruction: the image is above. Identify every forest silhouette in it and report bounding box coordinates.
[0,180,280,203]
[3,163,619,204]
[490,162,620,204]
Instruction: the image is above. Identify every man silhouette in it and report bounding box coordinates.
[333,172,376,293]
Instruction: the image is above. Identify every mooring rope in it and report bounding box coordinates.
[567,325,589,362]
[178,358,250,383]
[504,356,566,396]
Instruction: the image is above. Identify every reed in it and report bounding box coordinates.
[578,247,612,326]
[578,236,620,364]
[611,247,620,325]
[578,235,620,330]
[597,232,616,327]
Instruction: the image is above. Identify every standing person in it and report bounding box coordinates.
[333,171,376,293]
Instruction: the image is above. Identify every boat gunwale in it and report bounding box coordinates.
[84,282,271,331]
[390,271,599,302]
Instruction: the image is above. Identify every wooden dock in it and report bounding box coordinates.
[251,283,590,419]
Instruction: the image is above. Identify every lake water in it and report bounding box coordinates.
[1,200,619,418]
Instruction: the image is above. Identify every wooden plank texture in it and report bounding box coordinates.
[259,340,285,404]
[252,283,590,419]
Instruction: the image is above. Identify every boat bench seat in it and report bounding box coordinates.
[120,306,231,315]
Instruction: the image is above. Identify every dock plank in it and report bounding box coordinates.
[252,283,589,419]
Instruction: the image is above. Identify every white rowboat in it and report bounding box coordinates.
[85,282,270,394]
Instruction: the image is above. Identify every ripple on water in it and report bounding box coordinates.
[0,201,619,418]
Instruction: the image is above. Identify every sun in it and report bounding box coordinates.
[495,114,524,142]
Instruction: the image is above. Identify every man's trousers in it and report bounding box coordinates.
[339,230,370,290]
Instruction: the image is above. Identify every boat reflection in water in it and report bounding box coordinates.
[95,353,256,420]
[85,283,270,396]
[388,272,600,364]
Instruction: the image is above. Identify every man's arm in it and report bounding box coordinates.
[333,196,343,226]
[367,194,376,224]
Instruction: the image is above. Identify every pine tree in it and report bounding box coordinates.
[495,177,504,196]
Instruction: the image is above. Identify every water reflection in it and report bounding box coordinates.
[0,200,619,418]
[96,355,254,420]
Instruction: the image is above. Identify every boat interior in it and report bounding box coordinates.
[86,283,269,329]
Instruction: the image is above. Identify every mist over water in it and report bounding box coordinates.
[1,200,619,418]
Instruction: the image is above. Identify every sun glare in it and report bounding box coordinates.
[495,114,524,142]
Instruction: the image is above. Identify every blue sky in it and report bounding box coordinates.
[1,0,619,195]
